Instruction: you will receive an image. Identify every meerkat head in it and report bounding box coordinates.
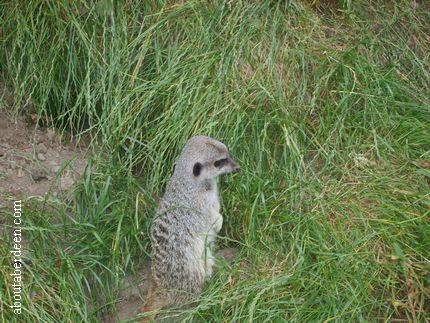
[176,135,240,182]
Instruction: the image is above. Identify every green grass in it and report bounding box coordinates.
[1,0,429,321]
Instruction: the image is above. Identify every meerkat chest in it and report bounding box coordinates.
[204,186,223,235]
[206,188,220,213]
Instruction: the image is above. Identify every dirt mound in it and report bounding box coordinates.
[0,109,89,206]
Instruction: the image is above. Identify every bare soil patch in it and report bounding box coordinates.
[0,109,89,206]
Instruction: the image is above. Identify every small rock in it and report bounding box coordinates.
[37,143,48,154]
[30,167,48,182]
[217,247,239,261]
[60,175,75,191]
[324,28,336,38]
[372,23,383,33]
[35,134,44,144]
[411,1,420,10]
[16,168,25,178]
[47,129,56,141]
[37,153,46,161]
[47,159,59,167]
[415,160,430,169]
[15,155,25,163]
[46,148,58,158]
[0,147,4,157]
[9,187,22,198]
[52,165,61,173]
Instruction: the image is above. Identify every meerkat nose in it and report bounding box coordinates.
[228,154,240,173]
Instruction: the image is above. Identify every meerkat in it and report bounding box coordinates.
[141,135,240,317]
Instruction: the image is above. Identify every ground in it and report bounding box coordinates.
[0,110,88,205]
[0,1,429,322]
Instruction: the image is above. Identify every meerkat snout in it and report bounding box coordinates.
[228,156,241,173]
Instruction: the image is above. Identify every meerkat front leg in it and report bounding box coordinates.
[213,213,223,234]
[203,214,223,278]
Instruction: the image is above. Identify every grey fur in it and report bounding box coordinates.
[148,135,240,308]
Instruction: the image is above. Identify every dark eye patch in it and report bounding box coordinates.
[214,158,228,168]
[193,162,202,176]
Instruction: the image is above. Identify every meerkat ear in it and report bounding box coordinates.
[193,162,202,176]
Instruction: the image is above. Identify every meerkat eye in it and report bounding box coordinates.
[193,162,202,176]
[214,158,228,168]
